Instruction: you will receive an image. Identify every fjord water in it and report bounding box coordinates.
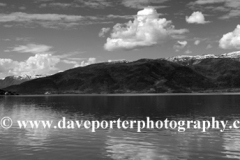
[1,95,240,160]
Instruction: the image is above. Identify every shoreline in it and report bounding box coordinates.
[2,92,240,96]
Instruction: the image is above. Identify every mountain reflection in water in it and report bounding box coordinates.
[0,95,240,160]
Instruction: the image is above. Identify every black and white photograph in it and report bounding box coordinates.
[1,0,240,159]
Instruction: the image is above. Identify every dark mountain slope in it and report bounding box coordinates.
[4,59,214,94]
[190,58,240,88]
[0,76,31,89]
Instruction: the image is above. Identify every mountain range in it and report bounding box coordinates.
[167,51,240,63]
[3,51,240,95]
[0,76,31,89]
[0,75,46,89]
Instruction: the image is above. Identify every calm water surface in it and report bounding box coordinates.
[1,95,240,160]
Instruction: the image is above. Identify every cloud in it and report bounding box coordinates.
[104,7,188,51]
[1,43,84,77]
[35,0,54,2]
[194,40,201,45]
[0,12,82,22]
[2,38,10,41]
[62,57,97,67]
[79,58,97,67]
[39,0,113,9]
[19,6,26,10]
[0,3,6,7]
[185,50,192,54]
[0,54,60,77]
[106,14,134,19]
[220,10,240,19]
[0,59,19,73]
[0,12,84,28]
[15,37,31,42]
[39,3,76,8]
[0,12,132,29]
[39,0,168,9]
[186,11,210,24]
[0,12,112,29]
[191,0,226,5]
[12,54,60,76]
[99,27,111,37]
[190,0,240,19]
[174,41,188,52]
[191,37,209,46]
[192,0,240,7]
[61,60,80,67]
[219,25,240,49]
[122,0,168,9]
[76,0,112,9]
[206,44,213,49]
[6,44,53,54]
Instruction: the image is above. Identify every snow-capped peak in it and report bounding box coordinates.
[167,51,240,62]
[3,74,47,81]
[220,51,240,58]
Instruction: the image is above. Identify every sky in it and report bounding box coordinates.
[0,0,240,78]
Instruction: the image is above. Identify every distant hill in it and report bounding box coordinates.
[5,52,240,95]
[167,52,240,88]
[4,59,214,94]
[166,51,240,63]
[0,75,47,89]
[191,58,240,88]
[0,76,31,89]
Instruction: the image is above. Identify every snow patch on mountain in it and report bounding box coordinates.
[167,51,240,62]
[0,74,48,89]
